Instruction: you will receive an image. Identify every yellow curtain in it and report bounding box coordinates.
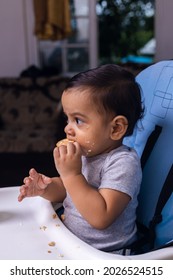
[33,0,72,40]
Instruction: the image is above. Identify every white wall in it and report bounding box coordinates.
[0,0,38,77]
[155,0,173,61]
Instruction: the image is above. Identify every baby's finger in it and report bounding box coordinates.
[18,186,27,202]
[58,145,68,157]
[23,177,32,185]
[28,168,47,190]
[18,193,24,202]
[29,168,39,180]
[53,147,60,159]
[67,141,76,155]
[39,175,51,189]
[73,142,82,155]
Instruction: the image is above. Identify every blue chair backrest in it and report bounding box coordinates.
[124,60,173,249]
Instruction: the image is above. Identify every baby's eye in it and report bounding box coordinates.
[75,118,83,125]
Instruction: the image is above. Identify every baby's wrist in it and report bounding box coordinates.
[62,173,84,190]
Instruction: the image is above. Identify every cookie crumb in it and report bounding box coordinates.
[61,214,65,221]
[40,226,47,231]
[52,213,57,219]
[48,241,56,246]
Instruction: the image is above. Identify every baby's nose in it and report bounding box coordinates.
[64,123,75,137]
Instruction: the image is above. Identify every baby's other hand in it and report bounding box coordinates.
[18,168,52,202]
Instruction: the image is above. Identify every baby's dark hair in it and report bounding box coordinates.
[64,64,144,136]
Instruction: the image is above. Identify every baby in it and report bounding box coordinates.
[18,64,144,253]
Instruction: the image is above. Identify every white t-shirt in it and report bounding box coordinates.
[63,145,142,252]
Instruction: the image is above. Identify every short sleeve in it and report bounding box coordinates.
[99,148,142,199]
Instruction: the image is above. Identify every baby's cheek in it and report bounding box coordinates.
[84,140,96,156]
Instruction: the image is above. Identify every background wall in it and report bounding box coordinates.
[0,0,38,77]
[155,0,173,61]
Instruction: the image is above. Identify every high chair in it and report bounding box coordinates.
[0,60,173,259]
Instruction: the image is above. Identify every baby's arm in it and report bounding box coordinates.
[62,173,130,229]
[54,143,130,229]
[18,168,66,203]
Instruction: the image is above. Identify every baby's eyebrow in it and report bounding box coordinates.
[71,112,87,118]
[63,110,88,119]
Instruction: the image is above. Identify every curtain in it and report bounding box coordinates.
[33,0,72,40]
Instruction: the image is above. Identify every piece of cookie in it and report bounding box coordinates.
[56,138,74,147]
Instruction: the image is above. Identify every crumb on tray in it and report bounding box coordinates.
[48,241,56,246]
[52,213,58,219]
[40,226,47,231]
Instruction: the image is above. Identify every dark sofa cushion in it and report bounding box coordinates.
[0,76,69,153]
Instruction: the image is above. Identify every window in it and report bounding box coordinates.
[38,0,98,76]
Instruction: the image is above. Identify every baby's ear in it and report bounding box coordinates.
[110,115,128,140]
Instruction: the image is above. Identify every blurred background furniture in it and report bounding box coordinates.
[0,72,69,187]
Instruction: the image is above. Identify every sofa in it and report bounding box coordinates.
[0,74,69,187]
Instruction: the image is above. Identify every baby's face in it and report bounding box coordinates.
[61,89,115,157]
